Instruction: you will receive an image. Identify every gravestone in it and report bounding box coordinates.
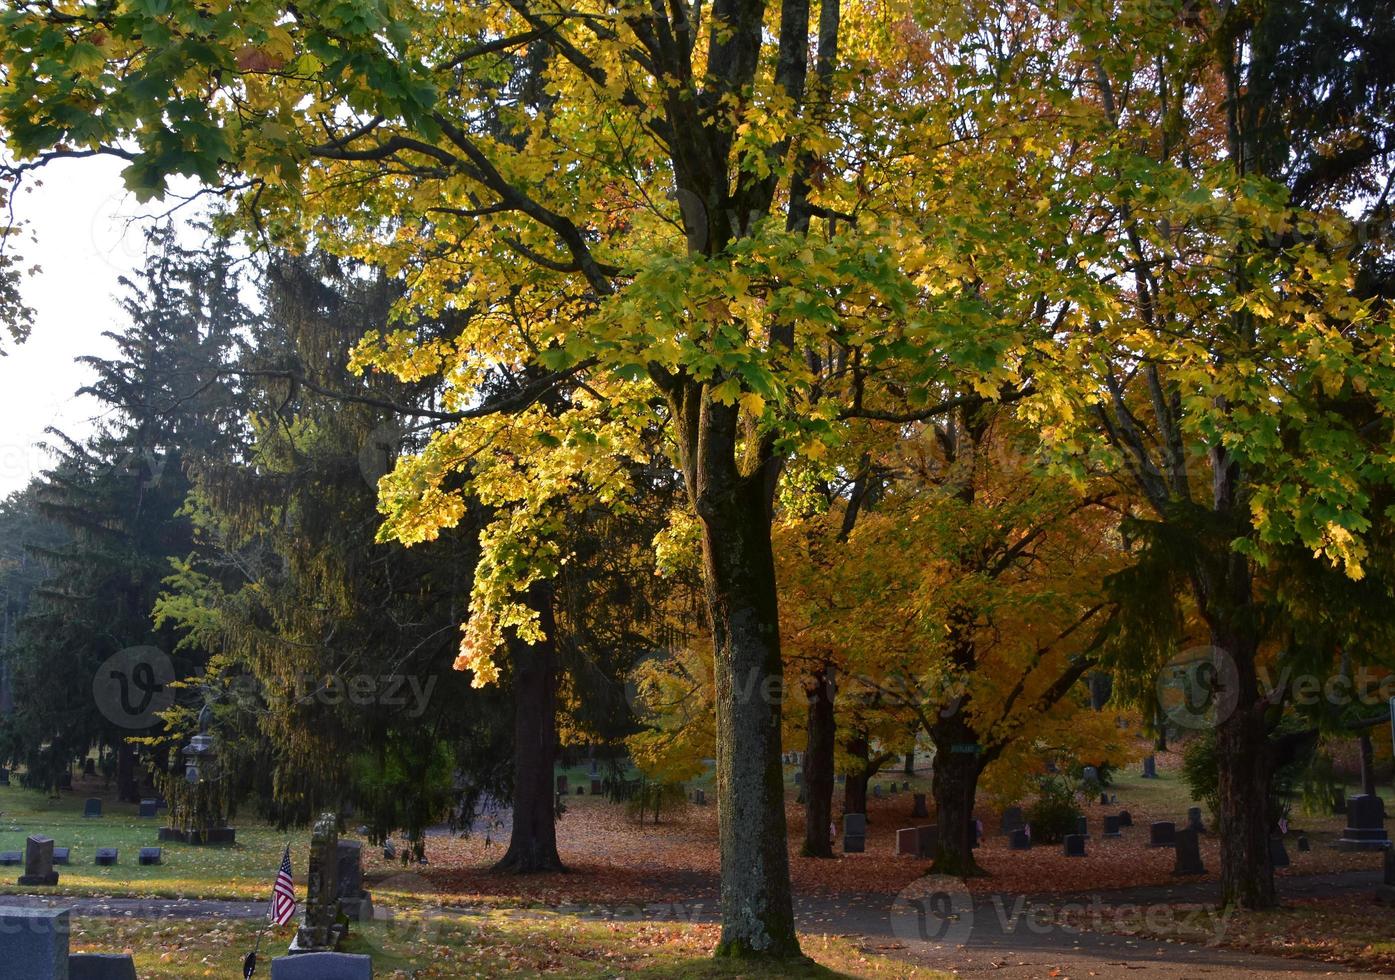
[888,783,898,796]
[19,835,58,886]
[0,852,19,866]
[871,784,881,799]
[693,788,706,806]
[555,775,568,795]
[842,813,866,854]
[1063,833,1086,857]
[1000,806,1025,834]
[1297,836,1310,853]
[1141,755,1158,779]
[69,952,137,980]
[55,772,71,791]
[1103,815,1121,838]
[0,906,69,979]
[1331,789,1347,815]
[1337,795,1391,850]
[575,785,583,795]
[589,758,599,777]
[1118,809,1133,828]
[590,779,602,796]
[290,813,345,953]
[1269,836,1290,868]
[138,799,157,818]
[53,848,70,866]
[1186,806,1206,833]
[1099,792,1109,806]
[82,799,101,819]
[793,771,802,786]
[911,793,929,818]
[1009,828,1031,850]
[336,841,372,922]
[1149,821,1176,848]
[138,848,161,866]
[1075,816,1089,838]
[82,759,96,777]
[270,952,373,979]
[0,768,9,785]
[896,828,919,857]
[1080,765,1099,787]
[95,848,117,867]
[1380,849,1395,905]
[916,825,938,859]
[1172,828,1205,875]
[902,781,910,791]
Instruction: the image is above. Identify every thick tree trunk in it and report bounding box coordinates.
[930,739,983,877]
[801,663,835,858]
[843,734,870,816]
[702,479,799,958]
[116,741,139,803]
[494,582,564,874]
[1359,732,1377,799]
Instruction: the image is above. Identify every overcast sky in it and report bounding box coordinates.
[0,156,169,498]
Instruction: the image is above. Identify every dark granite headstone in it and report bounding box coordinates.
[83,799,102,819]
[1269,836,1290,868]
[911,793,929,818]
[95,848,117,866]
[1149,821,1176,848]
[1142,755,1158,779]
[270,952,373,979]
[693,788,706,805]
[902,781,910,791]
[138,848,162,866]
[1296,836,1310,853]
[1009,828,1031,850]
[0,906,68,978]
[999,806,1025,834]
[1186,806,1206,833]
[69,952,137,980]
[19,835,58,886]
[916,825,938,859]
[843,813,866,853]
[1081,765,1099,787]
[0,852,19,866]
[1172,827,1204,875]
[896,828,919,856]
[793,771,802,786]
[1337,795,1391,850]
[0,768,10,785]
[138,799,157,818]
[1099,792,1109,806]
[1103,815,1121,838]
[290,813,346,953]
[52,848,70,866]
[1063,833,1086,857]
[590,779,602,796]
[1118,809,1133,828]
[1075,815,1089,838]
[871,784,881,798]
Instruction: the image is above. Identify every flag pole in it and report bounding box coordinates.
[243,841,291,979]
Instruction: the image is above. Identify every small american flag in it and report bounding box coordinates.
[270,845,297,925]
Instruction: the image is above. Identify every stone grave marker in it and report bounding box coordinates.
[0,768,9,785]
[911,793,929,818]
[1099,792,1109,806]
[1296,836,1310,853]
[1149,821,1176,848]
[896,828,919,857]
[82,758,96,777]
[1380,849,1395,905]
[138,848,161,866]
[999,806,1025,834]
[95,848,117,867]
[82,798,101,818]
[1331,789,1347,815]
[902,781,910,791]
[1118,809,1133,828]
[1009,828,1031,850]
[1063,833,1086,857]
[53,848,70,866]
[19,835,58,886]
[843,813,866,853]
[1141,755,1158,779]
[793,771,802,786]
[336,840,372,921]
[0,906,68,979]
[590,779,602,796]
[589,758,599,777]
[1081,765,1099,787]
[1172,828,1205,875]
[290,813,346,953]
[1103,815,1121,838]
[555,775,569,795]
[270,951,373,980]
[138,799,157,818]
[916,825,937,859]
[0,852,19,866]
[1186,806,1206,833]
[56,772,71,791]
[575,785,583,795]
[1337,795,1390,850]
[871,784,881,799]
[1075,815,1088,838]
[70,952,137,979]
[693,788,706,805]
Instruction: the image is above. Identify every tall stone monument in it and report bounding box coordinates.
[290,813,345,954]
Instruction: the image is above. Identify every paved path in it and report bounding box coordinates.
[0,869,1385,978]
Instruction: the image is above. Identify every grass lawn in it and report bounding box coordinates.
[72,913,951,979]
